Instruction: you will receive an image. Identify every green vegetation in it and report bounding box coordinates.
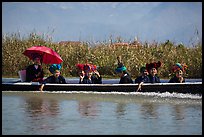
[2,32,202,79]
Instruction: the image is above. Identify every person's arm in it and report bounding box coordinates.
[39,76,50,91]
[178,76,184,83]
[182,78,185,83]
[79,75,84,84]
[136,82,144,92]
[39,84,45,92]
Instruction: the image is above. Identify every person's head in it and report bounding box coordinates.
[115,66,127,77]
[32,54,42,65]
[33,57,41,65]
[172,63,187,78]
[88,72,92,78]
[83,64,91,73]
[49,64,61,77]
[146,61,161,76]
[140,66,149,76]
[53,69,61,78]
[149,67,158,76]
[175,69,183,78]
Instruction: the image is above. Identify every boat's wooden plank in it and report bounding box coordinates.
[2,82,202,94]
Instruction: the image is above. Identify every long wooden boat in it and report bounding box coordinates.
[2,82,202,95]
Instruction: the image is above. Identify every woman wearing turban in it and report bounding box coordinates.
[115,56,133,84]
[146,61,161,83]
[39,64,66,91]
[168,63,187,83]
[135,66,149,84]
[76,63,102,84]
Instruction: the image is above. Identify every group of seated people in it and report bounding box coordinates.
[76,63,102,84]
[24,54,187,92]
[115,56,187,84]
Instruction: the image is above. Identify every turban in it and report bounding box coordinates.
[76,63,97,72]
[115,66,127,73]
[140,66,146,73]
[49,64,61,74]
[172,63,188,72]
[146,61,161,71]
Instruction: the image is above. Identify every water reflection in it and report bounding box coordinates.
[172,105,185,121]
[24,96,60,133]
[25,96,60,117]
[115,103,127,118]
[78,101,99,118]
[140,103,158,119]
[2,92,202,135]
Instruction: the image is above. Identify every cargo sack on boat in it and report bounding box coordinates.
[18,70,26,82]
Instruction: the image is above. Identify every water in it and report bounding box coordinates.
[2,91,202,135]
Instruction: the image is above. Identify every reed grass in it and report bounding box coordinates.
[2,32,202,79]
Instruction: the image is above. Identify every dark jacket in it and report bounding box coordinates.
[147,75,161,83]
[91,75,102,84]
[79,75,92,84]
[168,76,185,83]
[119,73,133,84]
[135,75,149,83]
[79,75,102,84]
[43,75,66,84]
[26,64,44,82]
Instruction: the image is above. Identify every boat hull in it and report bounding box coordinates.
[2,82,202,94]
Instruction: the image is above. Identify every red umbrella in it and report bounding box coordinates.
[23,46,63,64]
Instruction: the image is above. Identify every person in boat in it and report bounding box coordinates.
[168,63,187,83]
[91,70,102,84]
[135,66,149,83]
[78,64,102,84]
[116,66,133,84]
[25,53,44,82]
[115,56,133,84]
[79,70,92,84]
[39,64,66,91]
[135,66,150,92]
[146,61,161,83]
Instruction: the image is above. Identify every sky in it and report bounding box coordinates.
[2,2,202,46]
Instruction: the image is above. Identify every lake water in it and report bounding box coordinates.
[2,78,202,135]
[2,91,202,135]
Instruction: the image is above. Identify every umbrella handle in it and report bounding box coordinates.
[40,53,44,64]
